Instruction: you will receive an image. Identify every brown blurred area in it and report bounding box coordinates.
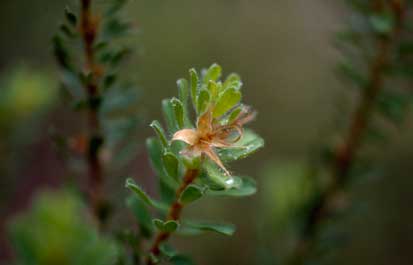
[0,0,412,265]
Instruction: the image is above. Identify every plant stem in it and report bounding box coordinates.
[146,168,200,265]
[80,0,104,224]
[288,1,406,264]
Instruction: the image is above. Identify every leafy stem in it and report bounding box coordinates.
[288,1,406,264]
[80,0,105,223]
[147,168,200,265]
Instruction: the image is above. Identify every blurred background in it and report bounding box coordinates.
[1,0,412,265]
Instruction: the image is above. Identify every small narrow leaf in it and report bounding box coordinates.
[207,177,257,197]
[177,79,192,127]
[150,120,168,148]
[203,161,240,189]
[146,138,179,197]
[162,152,179,180]
[180,221,235,236]
[189,68,199,109]
[179,185,204,204]
[207,80,218,100]
[171,98,185,129]
[162,99,179,133]
[196,89,210,114]
[223,73,241,91]
[125,178,167,211]
[126,195,153,238]
[64,6,77,26]
[153,219,179,233]
[203,63,222,84]
[213,87,242,118]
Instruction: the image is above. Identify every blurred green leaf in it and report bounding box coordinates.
[170,255,195,265]
[8,191,117,265]
[147,138,177,203]
[64,6,77,26]
[179,185,204,204]
[150,120,168,148]
[162,151,180,181]
[125,178,167,211]
[153,219,179,233]
[126,195,153,238]
[369,13,394,34]
[179,221,235,236]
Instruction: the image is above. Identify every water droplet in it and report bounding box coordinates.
[225,178,235,186]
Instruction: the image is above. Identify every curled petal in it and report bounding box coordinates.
[172,129,198,145]
[197,108,213,135]
[232,106,256,126]
[203,146,231,176]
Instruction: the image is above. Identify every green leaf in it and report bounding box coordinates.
[150,120,168,148]
[207,80,219,100]
[153,219,179,233]
[64,6,77,26]
[105,0,128,16]
[336,61,366,87]
[170,255,195,265]
[213,87,242,118]
[189,68,199,109]
[218,129,264,162]
[159,244,177,259]
[126,195,153,238]
[223,73,241,91]
[196,88,210,114]
[177,79,192,127]
[369,13,394,34]
[125,178,167,211]
[202,63,222,84]
[102,18,132,40]
[203,161,241,189]
[226,106,243,124]
[377,93,409,125]
[179,185,204,204]
[61,70,84,99]
[171,98,185,129]
[162,151,179,180]
[146,137,166,177]
[146,138,179,200]
[207,176,257,197]
[179,221,235,236]
[162,99,179,133]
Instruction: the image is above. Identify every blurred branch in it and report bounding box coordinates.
[80,0,105,225]
[288,1,407,264]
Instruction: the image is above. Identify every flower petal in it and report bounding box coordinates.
[203,146,231,176]
[197,108,213,135]
[172,129,198,145]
